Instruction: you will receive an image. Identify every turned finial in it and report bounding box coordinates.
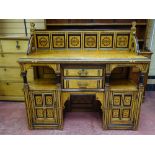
[131,21,136,34]
[30,22,35,34]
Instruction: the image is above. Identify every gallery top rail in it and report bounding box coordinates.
[27,22,139,55]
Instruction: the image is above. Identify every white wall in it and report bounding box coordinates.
[146,19,155,76]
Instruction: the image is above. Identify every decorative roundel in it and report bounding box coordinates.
[70,37,80,46]
[39,37,48,47]
[85,36,96,46]
[102,37,111,46]
[55,37,64,46]
[117,36,128,46]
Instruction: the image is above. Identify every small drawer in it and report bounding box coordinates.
[0,81,24,96]
[0,67,34,81]
[0,53,25,67]
[64,68,103,77]
[1,40,28,53]
[64,79,103,89]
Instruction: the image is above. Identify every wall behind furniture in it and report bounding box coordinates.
[0,19,45,37]
[144,19,155,90]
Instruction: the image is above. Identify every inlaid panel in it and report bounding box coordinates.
[36,34,50,48]
[34,95,43,106]
[122,109,130,118]
[100,34,113,48]
[116,34,129,48]
[124,95,132,106]
[113,95,121,106]
[45,94,54,106]
[36,109,44,118]
[84,34,97,48]
[68,34,81,48]
[46,109,54,118]
[52,34,65,48]
[112,109,120,118]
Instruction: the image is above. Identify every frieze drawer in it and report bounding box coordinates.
[64,68,103,77]
[0,81,23,96]
[0,40,28,53]
[63,79,103,89]
[0,67,34,81]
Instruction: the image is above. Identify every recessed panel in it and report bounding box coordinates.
[34,94,43,106]
[45,94,54,106]
[84,34,97,48]
[124,95,132,106]
[36,34,50,48]
[52,34,65,48]
[68,34,81,48]
[116,34,129,48]
[113,95,121,106]
[100,34,113,48]
[112,109,120,118]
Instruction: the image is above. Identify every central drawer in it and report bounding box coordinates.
[64,79,103,89]
[64,68,103,77]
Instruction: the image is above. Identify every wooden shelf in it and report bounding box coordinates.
[29,79,58,90]
[110,80,137,91]
[46,23,147,26]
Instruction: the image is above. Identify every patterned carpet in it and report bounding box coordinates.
[0,91,155,135]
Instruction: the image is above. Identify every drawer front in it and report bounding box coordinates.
[0,53,25,67]
[0,67,34,81]
[1,40,28,53]
[0,81,23,96]
[64,68,103,77]
[64,79,103,89]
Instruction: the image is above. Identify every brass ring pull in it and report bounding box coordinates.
[77,81,88,88]
[78,69,88,76]
[16,41,20,49]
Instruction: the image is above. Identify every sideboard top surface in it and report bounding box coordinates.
[18,51,150,64]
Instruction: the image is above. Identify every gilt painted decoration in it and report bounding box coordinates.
[100,34,113,48]
[52,34,65,48]
[84,34,97,48]
[36,34,50,48]
[116,34,129,48]
[68,34,81,48]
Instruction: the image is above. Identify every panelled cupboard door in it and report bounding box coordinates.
[31,92,59,125]
[108,92,137,128]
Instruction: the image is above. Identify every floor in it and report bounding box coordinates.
[0,91,155,135]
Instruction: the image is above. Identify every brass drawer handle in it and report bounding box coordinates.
[78,69,88,76]
[77,81,88,88]
[16,41,20,49]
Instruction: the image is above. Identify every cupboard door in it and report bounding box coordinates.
[109,92,135,127]
[32,92,59,125]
